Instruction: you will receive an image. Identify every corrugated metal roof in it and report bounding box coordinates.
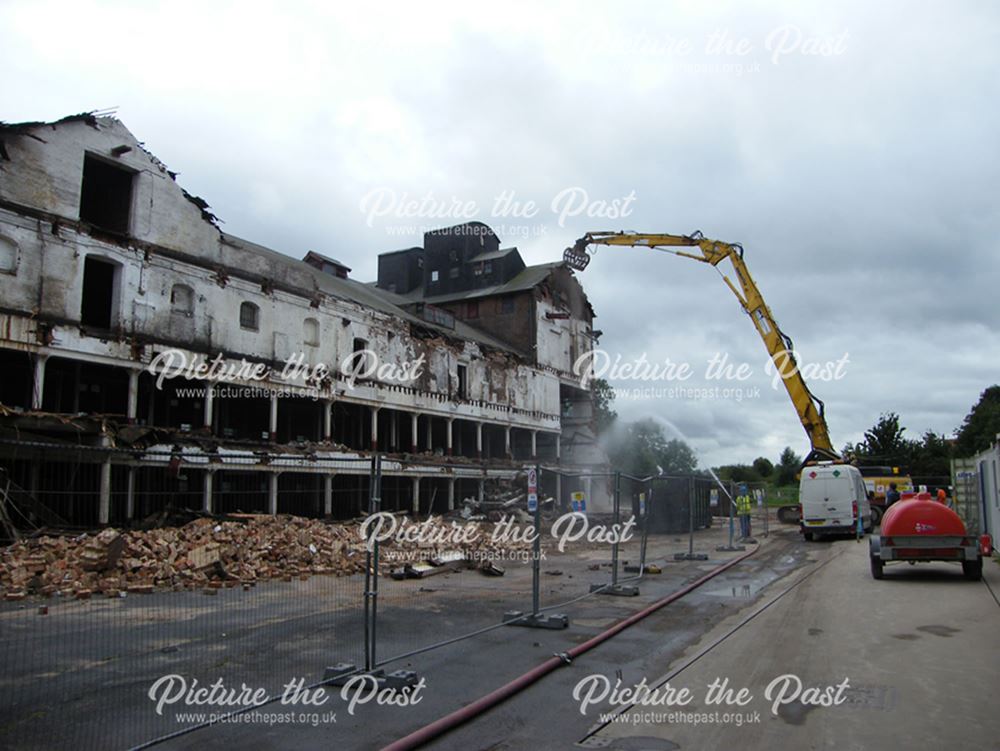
[470,247,519,263]
[405,262,564,305]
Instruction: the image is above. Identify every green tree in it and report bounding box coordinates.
[591,378,617,435]
[752,457,774,478]
[715,464,761,483]
[607,418,697,477]
[854,412,917,466]
[911,430,952,476]
[955,385,1000,456]
[775,446,802,486]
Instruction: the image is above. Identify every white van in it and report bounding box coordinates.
[799,463,871,540]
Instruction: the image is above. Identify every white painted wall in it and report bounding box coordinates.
[0,119,563,432]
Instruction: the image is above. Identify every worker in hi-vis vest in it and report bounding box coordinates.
[736,484,753,540]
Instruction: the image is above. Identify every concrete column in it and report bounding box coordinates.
[425,416,432,451]
[504,426,512,458]
[410,413,419,453]
[583,476,592,510]
[99,453,112,526]
[412,477,421,514]
[555,433,562,461]
[530,430,537,459]
[476,422,483,459]
[447,477,455,511]
[324,474,334,517]
[371,406,380,451]
[203,470,214,513]
[446,418,454,456]
[477,478,485,503]
[126,467,136,520]
[126,370,139,424]
[31,354,47,410]
[28,463,40,501]
[268,473,279,515]
[269,393,279,441]
[390,410,398,451]
[555,472,562,513]
[203,384,214,432]
[323,400,333,442]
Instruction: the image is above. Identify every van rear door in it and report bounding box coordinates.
[823,476,855,527]
[801,473,853,528]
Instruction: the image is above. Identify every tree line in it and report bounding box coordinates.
[593,379,1000,484]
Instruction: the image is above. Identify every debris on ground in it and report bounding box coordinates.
[0,513,529,599]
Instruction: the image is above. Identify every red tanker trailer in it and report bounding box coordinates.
[869,493,990,580]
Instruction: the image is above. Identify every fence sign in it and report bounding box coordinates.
[710,488,719,507]
[571,491,586,513]
[638,492,646,516]
[527,468,538,513]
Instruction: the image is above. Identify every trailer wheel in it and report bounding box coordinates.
[870,507,883,526]
[963,557,983,581]
[870,554,884,580]
[804,532,814,542]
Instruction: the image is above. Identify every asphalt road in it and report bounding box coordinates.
[584,535,1000,750]
[5,520,997,751]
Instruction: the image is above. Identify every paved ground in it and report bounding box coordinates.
[3,514,997,750]
[584,534,1000,751]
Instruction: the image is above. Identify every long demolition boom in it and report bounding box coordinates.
[564,231,840,465]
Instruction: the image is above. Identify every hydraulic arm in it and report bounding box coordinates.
[564,231,839,465]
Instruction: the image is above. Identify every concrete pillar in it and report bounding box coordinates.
[411,412,419,453]
[203,384,214,432]
[203,470,214,513]
[126,467,136,520]
[99,452,112,526]
[476,422,483,459]
[530,430,537,459]
[478,478,485,503]
[446,418,453,456]
[555,432,562,460]
[371,406,380,451]
[504,426,512,459]
[269,394,279,441]
[447,477,455,511]
[324,474,334,517]
[555,472,562,513]
[323,400,333,442]
[390,410,398,451]
[425,416,432,451]
[126,370,139,423]
[31,354,47,410]
[583,476,592,510]
[268,473,279,515]
[28,463,40,501]
[412,477,421,515]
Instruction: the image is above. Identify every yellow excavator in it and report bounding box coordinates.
[563,231,841,468]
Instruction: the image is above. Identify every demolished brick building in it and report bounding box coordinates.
[0,114,609,529]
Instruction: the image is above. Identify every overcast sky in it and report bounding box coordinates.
[2,1,997,467]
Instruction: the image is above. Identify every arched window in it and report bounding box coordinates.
[239,301,259,331]
[304,317,319,346]
[170,284,194,315]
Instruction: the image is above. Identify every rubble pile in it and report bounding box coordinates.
[0,513,529,600]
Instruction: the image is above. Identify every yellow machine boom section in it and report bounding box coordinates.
[564,231,839,464]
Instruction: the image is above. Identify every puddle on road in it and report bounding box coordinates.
[916,624,960,638]
[702,570,781,599]
[585,737,679,751]
[702,583,763,599]
[777,699,817,725]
